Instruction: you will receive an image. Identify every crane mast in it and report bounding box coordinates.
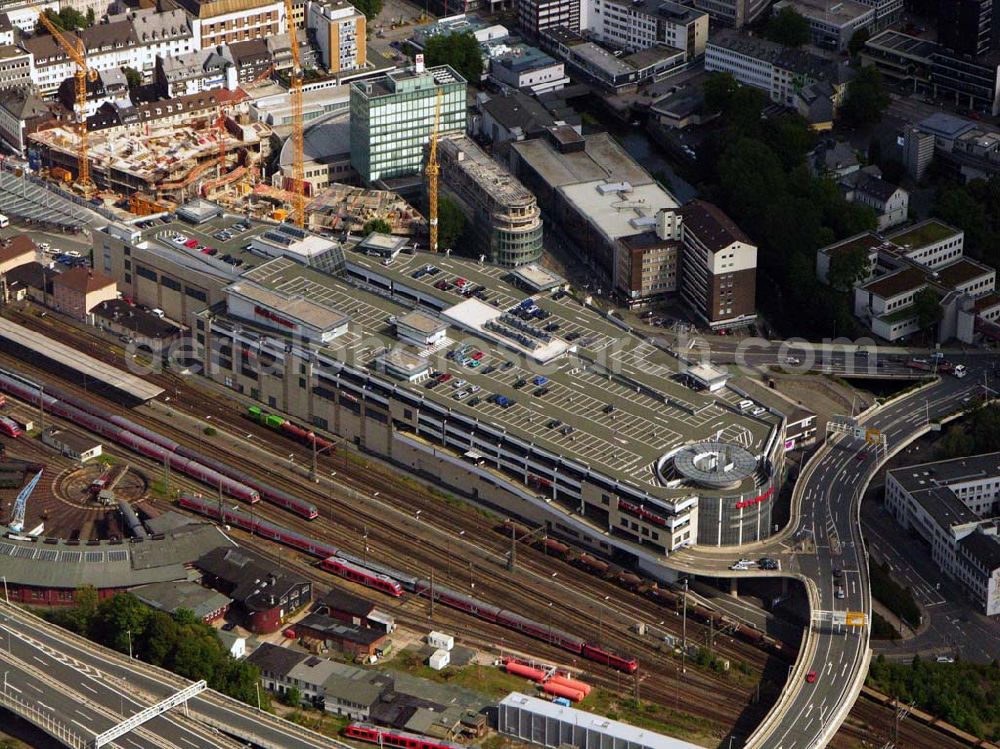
[283,0,305,228]
[37,11,95,195]
[9,469,43,534]
[426,89,443,253]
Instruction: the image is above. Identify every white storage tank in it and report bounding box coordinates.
[427,631,454,651]
[428,648,450,671]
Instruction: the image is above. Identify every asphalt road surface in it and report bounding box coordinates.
[0,604,343,749]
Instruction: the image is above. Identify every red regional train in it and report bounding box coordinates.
[345,724,464,749]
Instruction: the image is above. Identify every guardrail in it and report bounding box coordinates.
[0,686,88,749]
[0,601,342,749]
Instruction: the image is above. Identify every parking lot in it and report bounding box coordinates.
[231,246,781,493]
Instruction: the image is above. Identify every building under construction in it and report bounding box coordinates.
[306,183,426,236]
[438,134,543,267]
[28,114,272,205]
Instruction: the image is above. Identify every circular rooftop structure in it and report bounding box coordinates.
[670,442,757,490]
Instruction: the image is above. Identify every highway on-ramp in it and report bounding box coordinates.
[667,365,986,749]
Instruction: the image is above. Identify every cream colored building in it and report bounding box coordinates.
[306,0,366,74]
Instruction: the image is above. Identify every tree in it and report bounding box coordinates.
[139,611,180,667]
[703,72,740,115]
[436,196,466,251]
[363,218,392,235]
[913,286,942,331]
[123,66,143,91]
[351,0,383,19]
[424,32,483,85]
[840,66,889,128]
[35,6,90,33]
[766,7,810,47]
[848,26,871,57]
[89,593,150,654]
[827,246,870,290]
[282,686,303,707]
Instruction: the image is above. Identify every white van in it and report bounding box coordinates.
[151,308,165,318]
[0,214,8,228]
[738,399,754,412]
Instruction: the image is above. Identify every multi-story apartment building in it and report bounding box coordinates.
[127,9,198,78]
[306,0,366,74]
[25,12,197,94]
[688,0,768,28]
[587,0,708,59]
[885,453,1000,616]
[227,38,272,82]
[438,134,543,267]
[614,209,681,305]
[678,200,758,329]
[173,0,286,49]
[705,30,848,109]
[516,0,581,37]
[156,48,235,97]
[349,63,466,184]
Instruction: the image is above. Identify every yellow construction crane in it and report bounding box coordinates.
[37,11,96,194]
[426,89,443,253]
[283,0,305,228]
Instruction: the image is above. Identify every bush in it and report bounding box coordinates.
[203,426,217,436]
[869,560,920,628]
[871,612,901,640]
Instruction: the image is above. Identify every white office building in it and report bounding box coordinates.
[587,0,708,58]
[885,454,1000,616]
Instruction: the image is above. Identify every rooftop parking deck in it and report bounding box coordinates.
[231,249,779,497]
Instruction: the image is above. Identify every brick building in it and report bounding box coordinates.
[195,547,312,633]
[51,268,118,322]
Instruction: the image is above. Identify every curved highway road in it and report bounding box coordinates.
[667,362,988,749]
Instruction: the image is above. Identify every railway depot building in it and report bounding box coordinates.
[94,205,786,567]
[885,453,1000,616]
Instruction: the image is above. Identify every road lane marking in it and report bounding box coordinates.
[80,681,98,695]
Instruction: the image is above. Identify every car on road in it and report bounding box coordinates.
[758,557,779,570]
[833,568,844,579]
[786,356,801,365]
[936,656,955,663]
[805,671,817,683]
[835,585,845,599]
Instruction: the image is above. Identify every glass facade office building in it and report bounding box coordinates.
[349,65,467,183]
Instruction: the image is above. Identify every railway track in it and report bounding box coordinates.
[0,309,984,749]
[0,347,762,729]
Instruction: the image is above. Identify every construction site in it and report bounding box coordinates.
[305,183,427,236]
[29,114,273,209]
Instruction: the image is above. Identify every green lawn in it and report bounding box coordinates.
[889,220,955,248]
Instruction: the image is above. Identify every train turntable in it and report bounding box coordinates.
[1,447,152,541]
